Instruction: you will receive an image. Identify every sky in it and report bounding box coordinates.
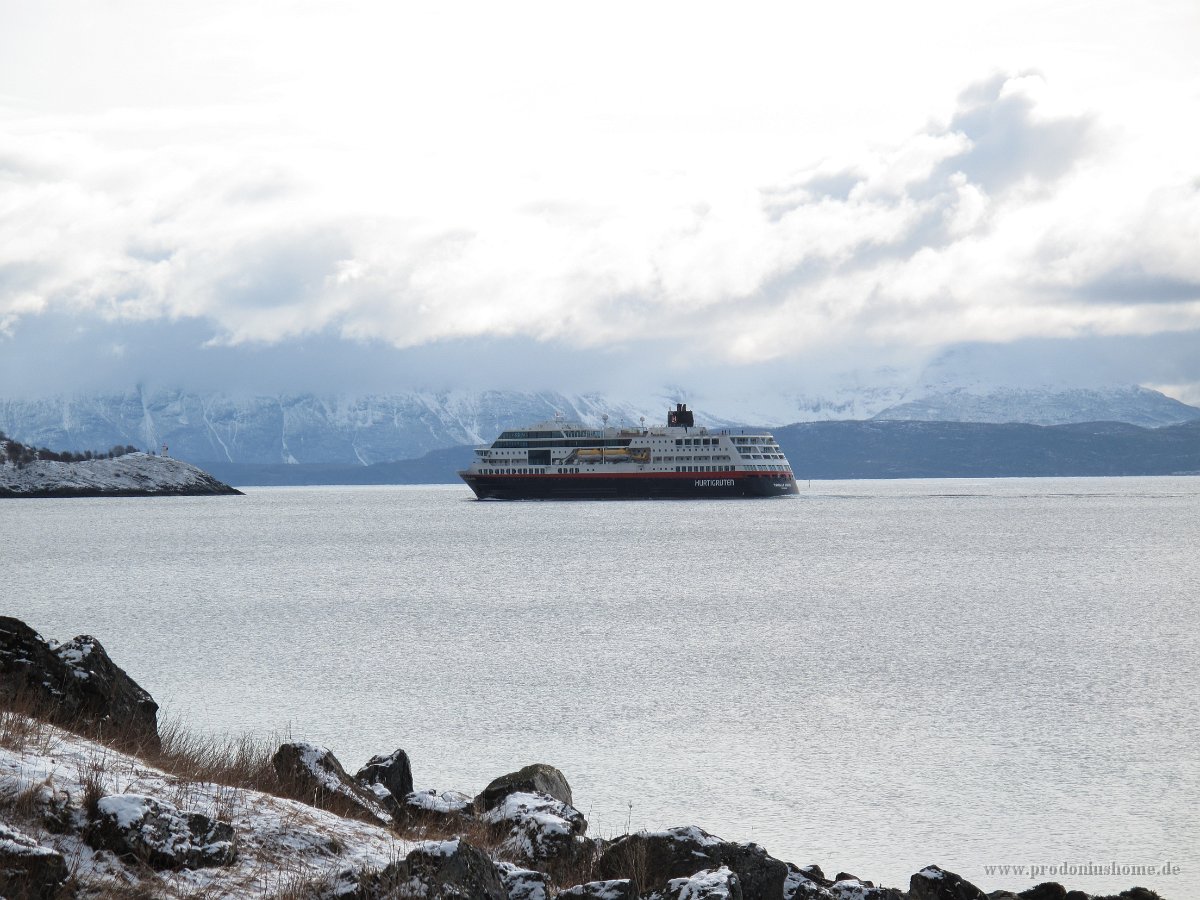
[2,1,1199,402]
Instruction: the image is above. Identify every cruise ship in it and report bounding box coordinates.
[459,404,799,499]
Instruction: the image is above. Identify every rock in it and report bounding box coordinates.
[496,860,550,900]
[0,617,160,749]
[558,879,637,900]
[597,826,788,900]
[1063,892,1088,900]
[397,788,475,832]
[662,866,744,900]
[272,742,392,825]
[354,748,413,803]
[86,793,236,869]
[799,865,832,886]
[368,837,506,900]
[829,877,905,900]
[0,821,68,899]
[786,865,835,899]
[476,762,574,811]
[1018,884,1066,900]
[480,790,590,870]
[909,866,988,900]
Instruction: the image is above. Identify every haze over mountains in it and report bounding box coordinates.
[2,380,1196,468]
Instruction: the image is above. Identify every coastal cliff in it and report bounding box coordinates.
[0,450,240,497]
[0,619,1165,900]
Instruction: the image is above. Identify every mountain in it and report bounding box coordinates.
[869,385,1200,426]
[197,420,1200,486]
[0,389,687,466]
[775,419,1200,479]
[1,383,1196,468]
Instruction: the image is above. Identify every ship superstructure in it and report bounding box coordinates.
[458,404,799,499]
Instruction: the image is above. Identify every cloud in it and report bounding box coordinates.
[1,68,1198,395]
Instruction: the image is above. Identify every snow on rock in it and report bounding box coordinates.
[496,860,550,900]
[557,878,637,900]
[396,787,475,833]
[406,788,473,815]
[272,741,394,826]
[366,836,507,900]
[479,789,589,868]
[907,864,988,900]
[598,828,787,900]
[828,876,905,900]
[0,718,410,898]
[784,864,835,899]
[662,865,743,900]
[0,616,160,749]
[354,747,413,807]
[0,451,240,497]
[475,762,575,811]
[88,793,237,869]
[0,820,68,899]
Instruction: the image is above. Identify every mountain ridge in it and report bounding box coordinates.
[1,384,1197,467]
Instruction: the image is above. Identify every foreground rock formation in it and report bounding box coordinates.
[0,618,1167,900]
[0,616,160,749]
[0,450,241,497]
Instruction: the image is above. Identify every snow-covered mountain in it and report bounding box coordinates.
[870,385,1200,426]
[1,381,1196,466]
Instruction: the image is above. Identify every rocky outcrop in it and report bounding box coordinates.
[558,880,637,900]
[272,742,392,825]
[1018,884,1067,900]
[86,794,236,869]
[0,822,68,900]
[598,827,788,900]
[475,762,575,811]
[366,838,507,900]
[0,617,159,749]
[481,789,591,870]
[909,865,988,900]
[828,876,905,900]
[661,866,743,900]
[396,787,475,831]
[354,747,413,805]
[785,864,835,899]
[0,451,241,497]
[497,860,550,900]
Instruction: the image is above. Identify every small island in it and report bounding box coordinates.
[0,433,241,497]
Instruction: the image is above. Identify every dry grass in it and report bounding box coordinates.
[147,714,281,795]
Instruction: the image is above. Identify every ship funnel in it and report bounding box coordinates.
[667,403,694,428]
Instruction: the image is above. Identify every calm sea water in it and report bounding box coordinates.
[6,479,1199,897]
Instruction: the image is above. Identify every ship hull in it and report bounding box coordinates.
[459,471,799,500]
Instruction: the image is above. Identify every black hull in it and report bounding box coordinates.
[459,472,799,500]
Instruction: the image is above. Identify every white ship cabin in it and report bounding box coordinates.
[470,407,793,477]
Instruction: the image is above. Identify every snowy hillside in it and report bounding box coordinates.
[0,721,410,898]
[0,450,240,497]
[870,385,1200,426]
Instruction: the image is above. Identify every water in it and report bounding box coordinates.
[5,479,1198,897]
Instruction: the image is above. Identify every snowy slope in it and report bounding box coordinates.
[0,452,240,497]
[871,385,1200,426]
[0,719,409,898]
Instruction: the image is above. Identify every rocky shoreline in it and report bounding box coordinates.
[0,452,241,497]
[0,617,1165,900]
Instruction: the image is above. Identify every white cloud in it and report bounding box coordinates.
[1,2,1198,396]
